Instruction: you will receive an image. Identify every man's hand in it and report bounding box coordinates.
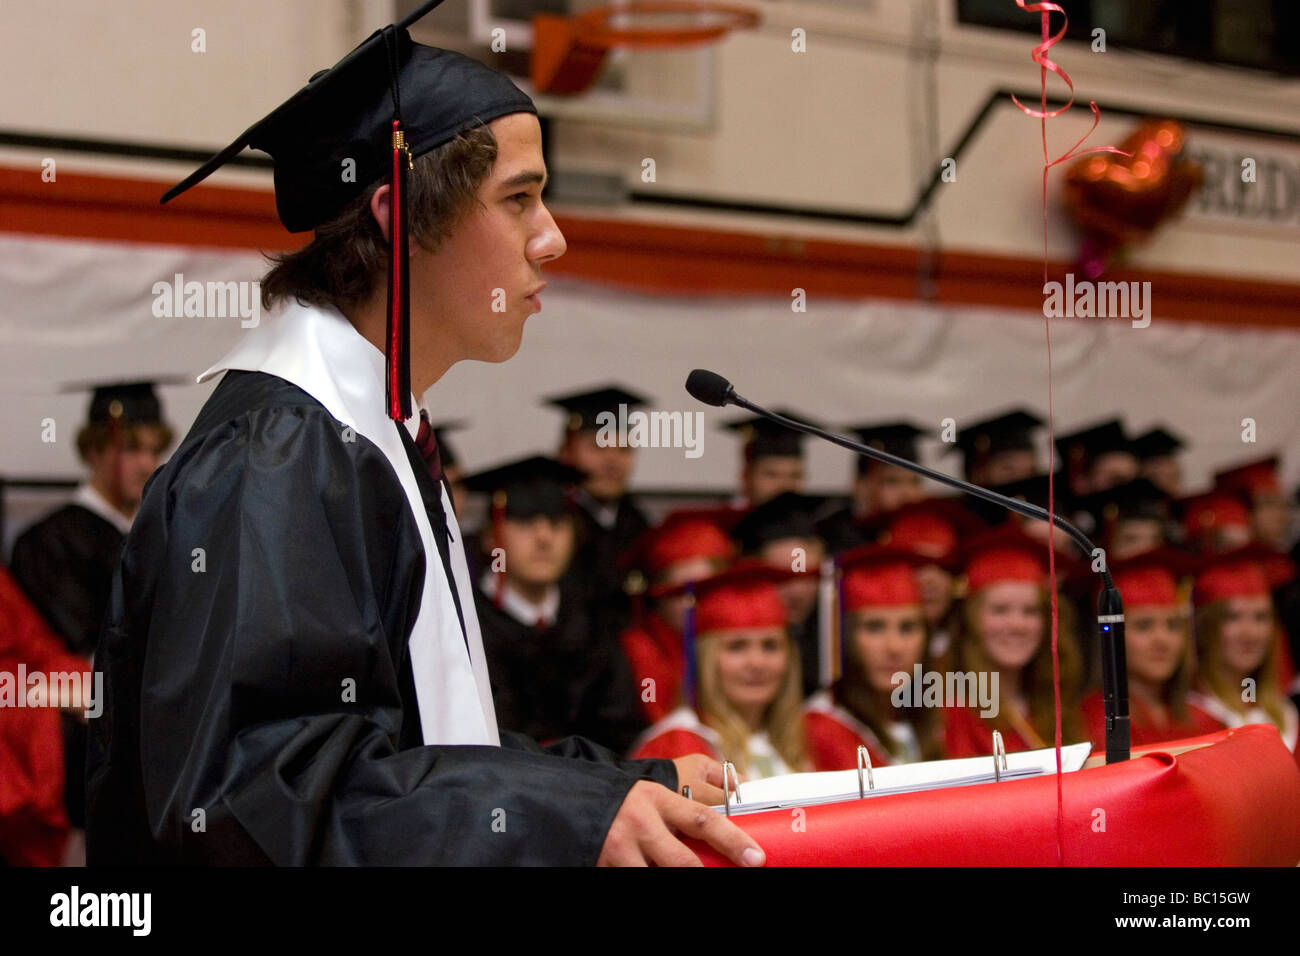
[671,754,742,806]
[597,780,766,867]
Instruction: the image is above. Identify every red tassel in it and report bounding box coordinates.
[386,120,412,422]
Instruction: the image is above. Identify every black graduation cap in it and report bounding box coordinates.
[545,385,650,433]
[1130,426,1185,462]
[462,455,585,519]
[723,410,819,462]
[59,377,188,426]
[160,0,536,423]
[963,471,1064,525]
[848,421,926,475]
[1078,477,1171,529]
[730,492,827,554]
[1053,418,1134,471]
[951,409,1043,469]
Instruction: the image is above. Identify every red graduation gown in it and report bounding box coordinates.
[0,568,92,866]
[630,709,721,763]
[1081,689,1226,751]
[801,691,893,772]
[619,610,684,725]
[942,704,1040,758]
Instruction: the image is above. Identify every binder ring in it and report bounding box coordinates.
[991,730,1008,781]
[856,745,876,797]
[721,761,738,817]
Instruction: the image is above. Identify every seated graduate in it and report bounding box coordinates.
[1079,547,1225,749]
[803,545,941,771]
[630,563,812,780]
[549,385,653,636]
[465,455,645,753]
[1189,545,1299,752]
[814,422,927,554]
[863,497,984,668]
[943,528,1084,757]
[730,491,829,697]
[619,510,736,724]
[722,411,818,508]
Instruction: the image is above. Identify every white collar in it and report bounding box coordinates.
[573,488,619,529]
[73,483,133,535]
[198,301,499,747]
[481,572,561,628]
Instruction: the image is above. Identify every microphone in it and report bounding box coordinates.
[684,368,1130,764]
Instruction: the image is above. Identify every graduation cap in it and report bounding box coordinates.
[1193,543,1293,607]
[951,409,1043,472]
[462,455,584,520]
[1131,426,1185,462]
[729,492,826,555]
[1213,455,1282,500]
[723,410,819,462]
[960,526,1072,593]
[1054,418,1134,472]
[961,471,1064,527]
[836,544,926,612]
[1104,546,1198,608]
[75,381,168,427]
[621,508,738,586]
[1079,477,1170,530]
[849,421,927,475]
[1177,489,1251,542]
[160,0,537,422]
[546,385,650,433]
[868,496,986,569]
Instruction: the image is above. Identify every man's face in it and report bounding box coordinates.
[855,463,923,516]
[744,456,804,506]
[1088,451,1139,494]
[89,424,168,508]
[499,513,575,588]
[975,450,1037,486]
[560,430,634,501]
[410,113,565,366]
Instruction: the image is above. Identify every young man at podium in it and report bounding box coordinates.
[85,5,763,867]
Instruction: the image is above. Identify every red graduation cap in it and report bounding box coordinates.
[1213,455,1282,500]
[622,508,738,589]
[1193,543,1288,606]
[1106,546,1198,608]
[1179,490,1251,541]
[870,496,984,570]
[961,526,1068,593]
[836,544,925,612]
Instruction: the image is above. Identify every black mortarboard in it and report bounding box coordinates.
[546,385,650,433]
[730,492,827,554]
[723,410,820,462]
[1079,476,1170,528]
[58,377,188,426]
[160,0,536,423]
[1130,426,1185,462]
[849,421,926,475]
[950,409,1044,468]
[1054,418,1134,471]
[462,455,585,519]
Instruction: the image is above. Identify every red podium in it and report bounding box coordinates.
[690,725,1300,866]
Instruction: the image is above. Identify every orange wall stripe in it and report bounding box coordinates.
[2,164,1297,329]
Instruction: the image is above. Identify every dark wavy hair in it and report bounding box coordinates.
[261,123,500,312]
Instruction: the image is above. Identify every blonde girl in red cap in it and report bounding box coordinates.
[943,528,1083,757]
[618,510,737,724]
[1080,548,1224,749]
[1189,545,1298,752]
[803,545,941,772]
[629,563,811,779]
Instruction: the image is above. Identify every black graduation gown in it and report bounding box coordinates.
[85,370,676,866]
[474,582,647,754]
[10,502,123,829]
[10,503,124,658]
[564,494,650,633]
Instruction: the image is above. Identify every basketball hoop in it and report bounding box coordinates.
[532,1,761,95]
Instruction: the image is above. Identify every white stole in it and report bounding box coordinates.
[198,302,499,746]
